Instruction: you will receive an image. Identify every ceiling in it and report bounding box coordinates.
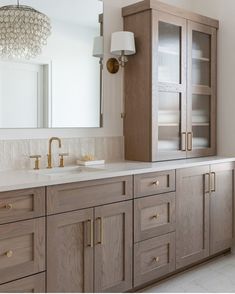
[0,0,103,28]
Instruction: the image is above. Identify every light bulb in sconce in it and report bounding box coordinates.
[107,31,136,74]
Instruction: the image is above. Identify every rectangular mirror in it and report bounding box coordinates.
[0,0,103,128]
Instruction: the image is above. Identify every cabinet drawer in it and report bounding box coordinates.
[134,233,175,287]
[0,188,45,225]
[134,170,175,198]
[134,193,176,242]
[0,273,45,293]
[47,176,132,215]
[0,218,45,285]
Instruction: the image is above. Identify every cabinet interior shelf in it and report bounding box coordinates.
[192,56,210,62]
[192,122,210,127]
[158,48,179,56]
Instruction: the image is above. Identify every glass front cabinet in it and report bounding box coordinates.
[123,1,218,162]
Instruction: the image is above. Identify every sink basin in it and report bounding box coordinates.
[29,166,105,177]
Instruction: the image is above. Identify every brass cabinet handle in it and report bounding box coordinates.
[211,172,216,192]
[5,250,13,258]
[181,132,187,151]
[97,217,103,245]
[187,132,193,151]
[87,219,94,248]
[204,173,210,194]
[153,180,160,187]
[153,257,160,263]
[1,203,13,210]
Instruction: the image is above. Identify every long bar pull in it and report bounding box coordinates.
[97,217,103,245]
[181,132,187,151]
[204,173,210,194]
[87,219,94,248]
[187,132,193,151]
[211,172,216,192]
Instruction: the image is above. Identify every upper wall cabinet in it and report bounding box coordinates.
[123,0,218,162]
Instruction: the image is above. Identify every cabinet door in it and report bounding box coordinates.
[176,166,210,269]
[47,209,94,293]
[94,201,133,293]
[187,21,217,157]
[152,11,187,161]
[210,163,234,255]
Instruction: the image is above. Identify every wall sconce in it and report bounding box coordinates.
[93,36,104,65]
[107,31,136,74]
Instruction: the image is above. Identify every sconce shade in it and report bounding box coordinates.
[93,36,104,58]
[111,31,136,56]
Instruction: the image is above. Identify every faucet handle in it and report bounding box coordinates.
[29,155,41,170]
[59,153,69,168]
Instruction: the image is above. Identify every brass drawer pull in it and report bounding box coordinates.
[87,219,94,248]
[152,214,160,220]
[97,217,103,245]
[153,257,160,263]
[5,250,13,258]
[153,180,160,187]
[1,203,13,210]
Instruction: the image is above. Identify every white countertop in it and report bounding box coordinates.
[0,156,234,192]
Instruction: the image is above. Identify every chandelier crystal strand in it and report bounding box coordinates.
[0,5,51,59]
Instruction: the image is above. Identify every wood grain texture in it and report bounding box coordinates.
[0,188,45,225]
[47,176,133,215]
[134,192,176,242]
[0,273,45,293]
[176,166,210,269]
[134,170,175,198]
[0,218,45,285]
[134,232,176,287]
[47,209,94,293]
[187,21,217,158]
[122,0,219,28]
[94,201,133,293]
[124,10,152,161]
[210,163,234,254]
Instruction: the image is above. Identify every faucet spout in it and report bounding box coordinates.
[47,137,62,169]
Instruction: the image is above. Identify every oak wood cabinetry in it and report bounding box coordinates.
[46,177,133,293]
[176,163,234,269]
[123,0,218,162]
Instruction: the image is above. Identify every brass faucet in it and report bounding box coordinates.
[47,137,62,169]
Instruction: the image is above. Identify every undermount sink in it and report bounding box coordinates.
[30,166,105,177]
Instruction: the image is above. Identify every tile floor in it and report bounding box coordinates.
[142,252,235,293]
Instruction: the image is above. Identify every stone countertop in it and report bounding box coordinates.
[0,156,234,193]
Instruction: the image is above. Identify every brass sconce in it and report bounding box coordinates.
[107,31,136,74]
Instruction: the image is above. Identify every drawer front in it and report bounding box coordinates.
[134,193,176,242]
[0,218,45,285]
[134,170,175,198]
[47,176,133,215]
[0,273,45,293]
[134,233,175,287]
[0,188,45,225]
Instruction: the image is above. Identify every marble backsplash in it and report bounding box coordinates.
[0,136,124,171]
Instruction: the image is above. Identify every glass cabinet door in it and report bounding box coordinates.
[187,21,217,157]
[153,12,187,161]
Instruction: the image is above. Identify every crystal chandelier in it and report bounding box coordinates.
[0,0,51,59]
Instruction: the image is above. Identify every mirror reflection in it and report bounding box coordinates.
[0,0,103,128]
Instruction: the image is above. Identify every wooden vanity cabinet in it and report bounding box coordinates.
[176,163,234,269]
[46,177,133,293]
[123,0,218,162]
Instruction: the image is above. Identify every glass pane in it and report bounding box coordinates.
[192,94,211,149]
[158,92,181,151]
[158,22,181,84]
[192,31,211,86]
